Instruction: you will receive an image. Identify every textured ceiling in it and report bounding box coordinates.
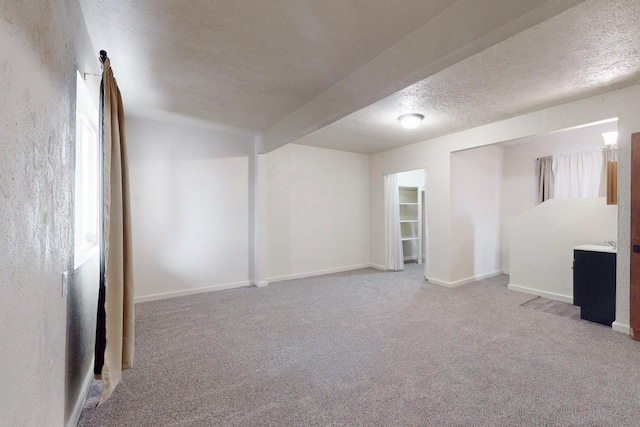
[79,0,457,134]
[295,0,640,153]
[79,0,640,153]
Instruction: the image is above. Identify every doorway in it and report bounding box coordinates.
[384,168,428,279]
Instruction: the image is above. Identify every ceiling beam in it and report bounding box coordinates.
[258,0,585,153]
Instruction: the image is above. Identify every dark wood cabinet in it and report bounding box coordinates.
[573,248,616,327]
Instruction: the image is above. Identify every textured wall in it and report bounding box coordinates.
[0,1,97,425]
[126,117,253,302]
[266,144,370,281]
[65,252,99,424]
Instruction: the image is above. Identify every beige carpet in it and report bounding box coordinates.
[78,263,640,426]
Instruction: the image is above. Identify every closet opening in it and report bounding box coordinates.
[384,168,428,279]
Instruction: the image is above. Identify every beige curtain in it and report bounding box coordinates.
[97,56,134,406]
[599,147,618,197]
[537,156,554,204]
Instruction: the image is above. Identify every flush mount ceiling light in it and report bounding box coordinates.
[602,131,618,146]
[398,113,424,130]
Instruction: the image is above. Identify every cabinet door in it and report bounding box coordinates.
[573,250,616,326]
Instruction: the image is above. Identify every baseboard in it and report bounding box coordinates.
[452,271,504,287]
[507,283,573,304]
[429,271,504,288]
[612,321,630,335]
[369,263,386,270]
[134,280,251,303]
[65,361,94,427]
[427,277,451,287]
[268,264,372,283]
[254,281,269,288]
[502,268,510,275]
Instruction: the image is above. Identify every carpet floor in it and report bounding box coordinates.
[78,263,640,426]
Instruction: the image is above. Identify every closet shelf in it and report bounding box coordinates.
[398,185,423,264]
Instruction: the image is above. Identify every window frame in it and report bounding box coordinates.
[74,71,100,269]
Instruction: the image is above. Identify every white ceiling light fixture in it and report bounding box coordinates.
[398,113,424,129]
[602,131,618,146]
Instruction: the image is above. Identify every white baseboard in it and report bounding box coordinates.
[427,277,451,287]
[268,264,371,283]
[135,264,376,302]
[65,361,94,427]
[134,280,251,303]
[502,269,510,275]
[369,263,386,270]
[451,271,504,287]
[612,321,630,335]
[429,271,504,288]
[507,283,573,304]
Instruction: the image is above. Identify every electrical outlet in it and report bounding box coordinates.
[62,271,68,298]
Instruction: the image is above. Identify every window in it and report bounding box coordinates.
[74,71,99,268]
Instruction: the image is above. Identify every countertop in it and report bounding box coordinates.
[574,244,617,253]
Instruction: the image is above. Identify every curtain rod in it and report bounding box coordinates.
[83,50,108,80]
[536,146,617,160]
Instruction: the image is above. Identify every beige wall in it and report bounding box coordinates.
[127,129,371,295]
[501,121,617,272]
[127,117,254,302]
[265,144,370,281]
[450,145,503,284]
[510,198,617,302]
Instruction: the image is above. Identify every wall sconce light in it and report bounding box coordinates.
[398,113,424,129]
[602,131,618,146]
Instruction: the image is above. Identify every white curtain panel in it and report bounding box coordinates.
[423,171,429,280]
[553,150,603,199]
[384,174,404,271]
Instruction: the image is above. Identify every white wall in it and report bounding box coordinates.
[128,122,371,295]
[501,121,617,272]
[397,169,425,187]
[450,145,503,284]
[370,141,451,281]
[370,83,640,333]
[127,118,254,301]
[266,144,370,281]
[509,198,617,302]
[0,1,99,425]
